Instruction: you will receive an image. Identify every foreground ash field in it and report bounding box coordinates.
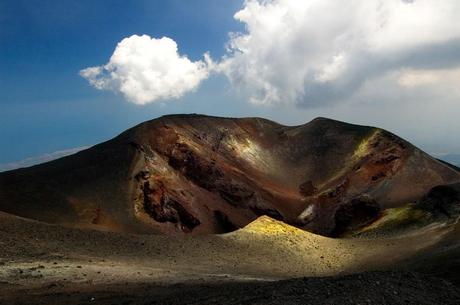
[1,114,460,304]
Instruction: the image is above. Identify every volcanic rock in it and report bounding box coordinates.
[1,114,459,236]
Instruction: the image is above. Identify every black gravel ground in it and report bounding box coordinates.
[2,271,459,305]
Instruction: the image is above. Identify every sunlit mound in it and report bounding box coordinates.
[225,215,460,278]
[0,114,459,236]
[237,215,305,235]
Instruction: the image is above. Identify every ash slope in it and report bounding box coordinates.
[0,114,459,236]
[1,212,460,305]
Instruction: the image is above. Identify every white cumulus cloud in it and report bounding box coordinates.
[81,1,460,107]
[219,0,460,106]
[80,35,211,105]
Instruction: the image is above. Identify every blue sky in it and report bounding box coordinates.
[0,0,243,162]
[1,0,460,167]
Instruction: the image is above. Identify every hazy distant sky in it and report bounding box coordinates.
[1,0,460,167]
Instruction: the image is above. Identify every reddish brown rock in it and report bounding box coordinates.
[0,114,459,236]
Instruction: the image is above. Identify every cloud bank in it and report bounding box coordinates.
[81,0,460,106]
[80,35,211,104]
[220,0,460,106]
[0,146,90,172]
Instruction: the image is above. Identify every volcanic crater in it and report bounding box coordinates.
[1,114,459,236]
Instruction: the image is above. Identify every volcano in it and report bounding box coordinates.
[1,114,459,236]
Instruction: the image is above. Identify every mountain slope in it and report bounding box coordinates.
[1,114,459,235]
